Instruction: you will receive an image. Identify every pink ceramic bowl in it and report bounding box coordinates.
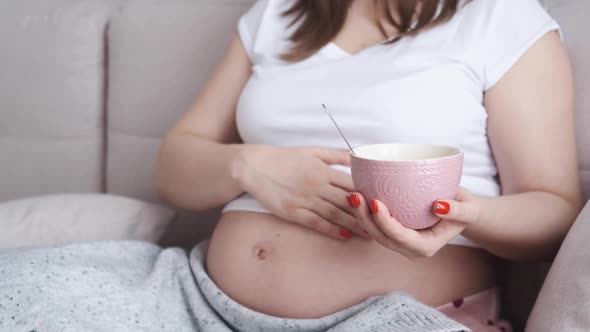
[351,143,463,229]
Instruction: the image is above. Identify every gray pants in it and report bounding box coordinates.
[0,241,468,332]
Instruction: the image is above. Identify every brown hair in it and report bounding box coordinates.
[281,0,461,61]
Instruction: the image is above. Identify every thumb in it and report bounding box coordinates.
[311,147,351,166]
[433,199,480,224]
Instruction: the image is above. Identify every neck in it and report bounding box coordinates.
[350,0,401,39]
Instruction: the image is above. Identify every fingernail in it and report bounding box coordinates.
[369,199,378,214]
[350,194,360,208]
[434,201,450,215]
[362,230,369,236]
[346,195,354,208]
[339,229,352,239]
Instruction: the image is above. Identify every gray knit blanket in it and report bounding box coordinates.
[0,241,469,332]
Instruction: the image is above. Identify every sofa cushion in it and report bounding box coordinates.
[527,200,590,331]
[106,0,253,247]
[0,0,125,202]
[0,193,175,249]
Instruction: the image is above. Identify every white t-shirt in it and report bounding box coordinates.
[223,0,559,247]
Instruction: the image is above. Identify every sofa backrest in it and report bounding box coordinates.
[105,0,252,202]
[0,0,124,201]
[105,0,253,245]
[0,0,253,246]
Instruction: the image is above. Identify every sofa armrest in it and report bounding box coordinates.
[526,199,590,331]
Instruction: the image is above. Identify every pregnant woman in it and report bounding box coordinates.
[0,0,582,331]
[156,0,581,329]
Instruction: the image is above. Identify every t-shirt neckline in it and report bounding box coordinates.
[325,34,404,58]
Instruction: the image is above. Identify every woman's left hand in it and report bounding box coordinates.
[348,188,481,259]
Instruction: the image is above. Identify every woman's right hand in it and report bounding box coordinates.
[231,145,369,240]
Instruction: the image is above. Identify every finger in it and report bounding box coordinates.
[318,186,354,213]
[328,169,355,191]
[293,208,352,240]
[433,198,480,224]
[349,194,420,257]
[370,199,465,257]
[367,199,420,248]
[348,193,390,242]
[310,198,369,238]
[418,218,467,246]
[310,148,351,166]
[455,187,474,202]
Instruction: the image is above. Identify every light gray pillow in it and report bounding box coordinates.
[0,194,175,249]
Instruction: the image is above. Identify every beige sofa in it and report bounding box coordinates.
[0,0,588,330]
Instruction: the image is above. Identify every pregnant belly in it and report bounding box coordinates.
[206,211,496,319]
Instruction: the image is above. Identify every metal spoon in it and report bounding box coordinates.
[321,104,356,156]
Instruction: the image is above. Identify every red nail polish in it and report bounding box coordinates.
[350,194,360,208]
[340,229,352,239]
[434,201,450,215]
[369,199,378,214]
[346,195,353,208]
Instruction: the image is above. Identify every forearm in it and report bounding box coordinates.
[155,133,247,211]
[463,191,583,261]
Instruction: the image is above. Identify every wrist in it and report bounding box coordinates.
[229,143,257,191]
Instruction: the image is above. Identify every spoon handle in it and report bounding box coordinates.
[322,104,356,156]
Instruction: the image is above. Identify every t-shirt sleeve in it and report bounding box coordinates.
[238,0,270,62]
[482,0,560,91]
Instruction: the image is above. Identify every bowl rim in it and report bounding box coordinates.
[350,143,463,163]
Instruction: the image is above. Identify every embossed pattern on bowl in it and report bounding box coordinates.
[351,145,463,229]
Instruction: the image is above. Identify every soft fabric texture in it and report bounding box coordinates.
[439,289,511,332]
[526,200,590,331]
[0,194,175,249]
[222,0,559,247]
[103,0,254,249]
[0,240,472,332]
[0,0,125,202]
[106,0,250,202]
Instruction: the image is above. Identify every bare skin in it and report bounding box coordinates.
[206,211,496,318]
[155,0,581,319]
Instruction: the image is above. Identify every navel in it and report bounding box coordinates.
[252,243,272,261]
[255,248,266,260]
